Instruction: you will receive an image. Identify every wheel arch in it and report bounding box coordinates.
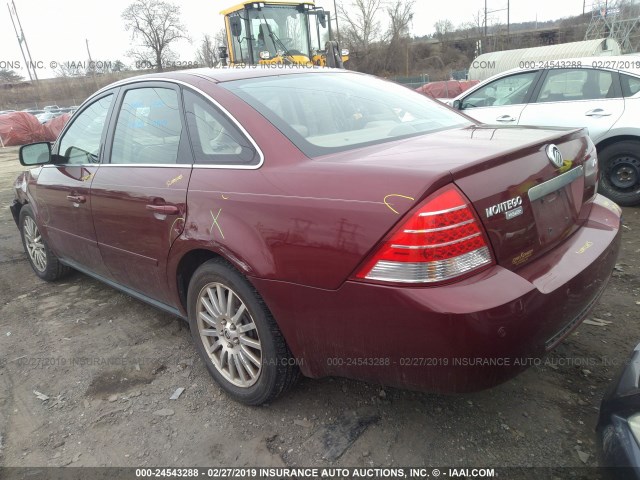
[595,134,640,152]
[174,248,223,313]
[173,245,260,312]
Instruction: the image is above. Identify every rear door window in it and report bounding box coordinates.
[110,87,183,164]
[621,73,640,97]
[533,68,619,102]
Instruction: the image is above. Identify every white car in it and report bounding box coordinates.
[450,56,640,205]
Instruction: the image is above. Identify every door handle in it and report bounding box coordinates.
[496,115,516,122]
[585,108,611,117]
[66,195,86,204]
[146,204,180,215]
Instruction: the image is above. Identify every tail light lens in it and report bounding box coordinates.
[355,184,494,284]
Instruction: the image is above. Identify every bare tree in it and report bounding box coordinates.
[53,62,87,78]
[384,0,415,75]
[122,0,189,72]
[338,0,383,51]
[195,29,227,68]
[434,19,454,46]
[387,0,414,42]
[196,35,216,68]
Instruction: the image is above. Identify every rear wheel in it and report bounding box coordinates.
[187,259,299,405]
[19,205,70,281]
[598,140,640,206]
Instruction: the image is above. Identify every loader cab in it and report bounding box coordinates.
[222,1,343,66]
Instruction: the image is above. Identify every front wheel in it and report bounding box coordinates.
[598,140,640,206]
[187,259,299,405]
[19,205,71,281]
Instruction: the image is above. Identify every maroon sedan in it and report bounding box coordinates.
[10,67,621,405]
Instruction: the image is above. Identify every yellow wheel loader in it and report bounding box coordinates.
[220,1,348,67]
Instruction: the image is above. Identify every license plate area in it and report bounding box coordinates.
[531,189,576,245]
[528,166,584,247]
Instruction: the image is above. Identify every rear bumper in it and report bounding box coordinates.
[253,194,621,393]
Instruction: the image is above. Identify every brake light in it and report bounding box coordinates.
[355,184,494,284]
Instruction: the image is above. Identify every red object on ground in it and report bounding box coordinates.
[42,113,71,141]
[416,80,480,99]
[0,112,47,147]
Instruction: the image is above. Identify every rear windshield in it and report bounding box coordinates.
[222,72,471,157]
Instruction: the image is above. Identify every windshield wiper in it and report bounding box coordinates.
[260,15,296,64]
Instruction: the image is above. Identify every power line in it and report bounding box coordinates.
[7,0,38,82]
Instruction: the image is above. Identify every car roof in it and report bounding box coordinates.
[114,66,351,85]
[91,66,355,100]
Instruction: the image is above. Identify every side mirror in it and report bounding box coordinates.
[19,142,51,166]
[230,16,243,38]
[452,99,462,110]
[318,12,327,28]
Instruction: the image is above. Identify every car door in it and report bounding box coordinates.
[518,68,625,143]
[458,70,542,125]
[35,92,116,275]
[90,82,192,303]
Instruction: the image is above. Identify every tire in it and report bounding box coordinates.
[598,140,640,206]
[19,204,71,281]
[187,259,299,405]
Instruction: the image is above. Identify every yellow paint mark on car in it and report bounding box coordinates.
[512,249,534,266]
[576,241,593,255]
[384,194,415,215]
[166,174,183,187]
[210,208,225,239]
[168,217,185,246]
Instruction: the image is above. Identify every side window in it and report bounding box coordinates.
[621,73,640,97]
[111,87,182,164]
[535,68,616,103]
[461,72,537,109]
[58,94,113,164]
[183,90,258,165]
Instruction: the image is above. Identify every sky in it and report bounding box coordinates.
[0,0,589,79]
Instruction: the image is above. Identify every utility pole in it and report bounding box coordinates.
[7,0,38,82]
[484,0,488,38]
[507,0,510,47]
[484,1,510,51]
[86,38,98,87]
[333,0,340,41]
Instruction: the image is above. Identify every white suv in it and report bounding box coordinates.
[450,56,640,205]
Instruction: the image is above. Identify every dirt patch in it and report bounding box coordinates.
[85,369,155,398]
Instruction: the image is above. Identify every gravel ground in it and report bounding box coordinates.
[0,145,639,475]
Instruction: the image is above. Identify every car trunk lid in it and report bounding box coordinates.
[451,125,597,271]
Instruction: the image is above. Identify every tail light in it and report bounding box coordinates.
[355,184,494,284]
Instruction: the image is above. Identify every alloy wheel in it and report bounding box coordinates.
[23,216,47,272]
[196,282,262,387]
